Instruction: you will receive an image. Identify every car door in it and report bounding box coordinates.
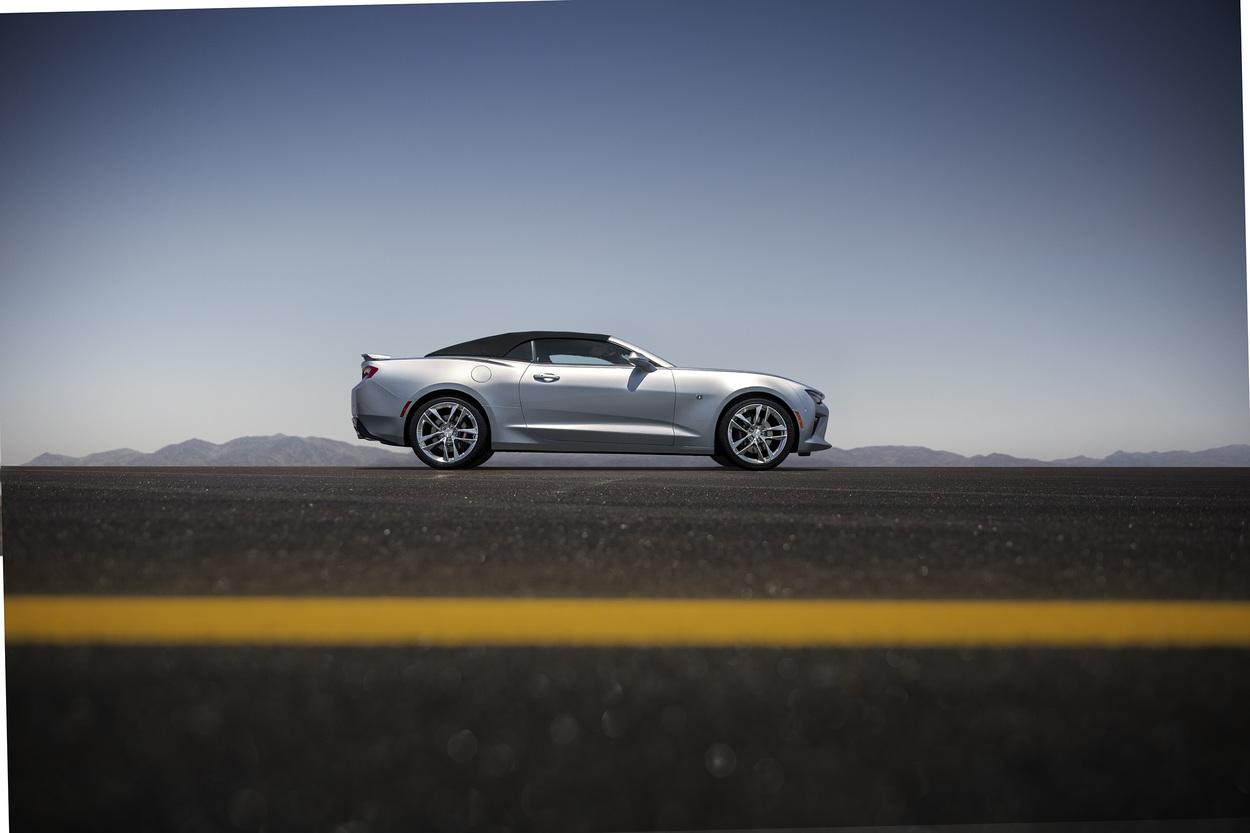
[519,338,675,446]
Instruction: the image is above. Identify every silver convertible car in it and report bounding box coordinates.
[351,331,830,470]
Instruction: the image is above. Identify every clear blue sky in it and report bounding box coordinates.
[1,0,1246,463]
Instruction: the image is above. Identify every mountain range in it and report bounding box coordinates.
[19,435,1250,467]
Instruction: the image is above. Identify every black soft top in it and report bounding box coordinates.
[426,331,611,359]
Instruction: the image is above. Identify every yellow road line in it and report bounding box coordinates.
[7,596,1250,647]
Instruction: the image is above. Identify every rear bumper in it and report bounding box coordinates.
[353,417,399,445]
[351,381,407,446]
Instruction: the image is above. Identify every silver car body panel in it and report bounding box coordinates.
[351,339,831,457]
[520,364,676,446]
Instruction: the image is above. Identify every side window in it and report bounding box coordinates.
[533,339,632,366]
[504,340,533,362]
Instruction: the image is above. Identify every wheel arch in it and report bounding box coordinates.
[403,386,494,448]
[714,390,800,455]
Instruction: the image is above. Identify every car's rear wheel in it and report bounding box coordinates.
[716,398,793,470]
[410,396,492,470]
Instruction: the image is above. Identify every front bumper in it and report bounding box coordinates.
[796,402,832,455]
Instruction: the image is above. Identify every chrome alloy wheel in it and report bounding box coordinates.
[415,401,480,464]
[726,402,789,465]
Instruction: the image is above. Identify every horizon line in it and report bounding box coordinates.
[14,433,1250,467]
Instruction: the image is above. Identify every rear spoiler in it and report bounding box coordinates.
[361,353,393,361]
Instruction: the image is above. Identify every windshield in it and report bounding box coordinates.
[608,337,674,368]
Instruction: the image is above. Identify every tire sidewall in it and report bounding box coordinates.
[715,397,794,471]
[410,395,492,470]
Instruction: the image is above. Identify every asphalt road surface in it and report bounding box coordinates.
[6,466,1250,598]
[5,466,1250,831]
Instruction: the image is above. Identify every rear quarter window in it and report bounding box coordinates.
[504,341,534,361]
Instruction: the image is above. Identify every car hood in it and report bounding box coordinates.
[674,367,809,389]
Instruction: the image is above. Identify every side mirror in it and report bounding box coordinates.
[625,352,656,372]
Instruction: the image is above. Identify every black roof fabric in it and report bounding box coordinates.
[426,331,611,359]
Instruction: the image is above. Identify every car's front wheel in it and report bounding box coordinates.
[716,398,794,470]
[410,396,492,470]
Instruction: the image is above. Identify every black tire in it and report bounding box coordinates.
[710,453,736,467]
[409,395,493,470]
[715,396,795,471]
[461,448,495,469]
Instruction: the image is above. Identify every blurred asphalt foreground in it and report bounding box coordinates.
[3,466,1250,831]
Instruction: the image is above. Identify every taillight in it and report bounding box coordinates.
[362,366,379,380]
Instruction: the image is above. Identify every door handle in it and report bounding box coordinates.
[534,373,560,383]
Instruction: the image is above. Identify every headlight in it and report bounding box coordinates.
[805,388,824,405]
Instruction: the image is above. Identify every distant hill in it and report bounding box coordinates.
[19,435,1250,467]
[25,435,411,468]
[1099,446,1250,467]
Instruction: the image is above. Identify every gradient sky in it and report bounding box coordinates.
[1,0,1247,463]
